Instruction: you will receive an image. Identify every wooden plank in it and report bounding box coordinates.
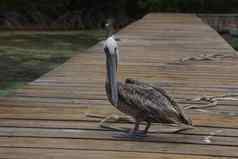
[0,127,238,146]
[1,13,238,158]
[0,105,237,128]
[0,148,229,159]
[0,137,237,157]
[0,119,238,137]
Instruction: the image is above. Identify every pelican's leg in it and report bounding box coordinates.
[128,121,148,137]
[129,120,140,134]
[113,121,145,138]
[120,121,151,135]
[143,121,151,134]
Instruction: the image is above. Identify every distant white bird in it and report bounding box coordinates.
[105,19,114,37]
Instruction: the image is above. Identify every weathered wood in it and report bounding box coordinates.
[0,119,238,137]
[0,127,238,147]
[0,104,237,128]
[0,137,238,157]
[0,148,230,159]
[0,13,238,158]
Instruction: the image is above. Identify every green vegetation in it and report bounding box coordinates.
[0,30,106,96]
[1,0,238,30]
[231,37,238,51]
[138,0,238,13]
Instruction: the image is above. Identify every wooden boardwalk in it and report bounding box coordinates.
[0,13,238,158]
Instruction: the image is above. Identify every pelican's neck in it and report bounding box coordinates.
[105,52,118,106]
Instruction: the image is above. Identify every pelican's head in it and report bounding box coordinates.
[104,36,119,69]
[104,36,119,106]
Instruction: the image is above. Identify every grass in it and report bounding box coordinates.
[230,37,238,51]
[0,30,106,96]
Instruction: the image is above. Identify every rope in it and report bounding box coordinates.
[184,94,238,110]
[177,53,237,64]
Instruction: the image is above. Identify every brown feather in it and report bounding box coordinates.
[125,78,192,125]
[110,80,192,125]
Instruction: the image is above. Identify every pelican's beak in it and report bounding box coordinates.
[104,47,118,106]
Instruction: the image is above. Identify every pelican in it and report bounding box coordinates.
[103,36,192,137]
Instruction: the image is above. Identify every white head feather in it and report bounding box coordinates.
[104,36,119,63]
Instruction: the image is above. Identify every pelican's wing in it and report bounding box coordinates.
[118,82,186,124]
[125,78,192,125]
[126,78,175,102]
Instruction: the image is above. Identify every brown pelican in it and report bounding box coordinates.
[103,36,192,137]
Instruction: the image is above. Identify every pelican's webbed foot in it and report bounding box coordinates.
[112,121,149,139]
[113,131,146,139]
